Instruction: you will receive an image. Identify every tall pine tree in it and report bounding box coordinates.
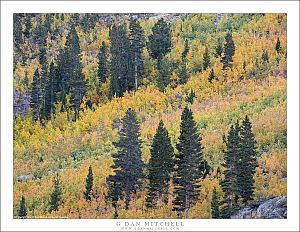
[30,69,42,121]
[173,107,205,215]
[97,41,108,91]
[211,187,220,219]
[215,39,223,58]
[84,165,94,201]
[129,18,145,91]
[109,24,132,98]
[49,173,62,212]
[148,18,171,69]
[107,109,144,210]
[275,37,281,53]
[203,46,210,70]
[18,196,27,218]
[237,115,257,204]
[221,123,240,218]
[146,120,174,208]
[221,31,235,70]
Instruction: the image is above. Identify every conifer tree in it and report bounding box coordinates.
[146,120,174,208]
[156,57,171,92]
[261,50,269,63]
[221,31,235,69]
[211,187,220,219]
[107,109,144,210]
[49,173,62,212]
[173,107,205,214]
[24,14,32,38]
[148,18,171,69]
[84,165,94,201]
[181,39,189,60]
[178,62,189,85]
[221,123,240,218]
[129,18,145,91]
[208,68,215,83]
[30,69,41,121]
[59,24,85,120]
[13,14,23,46]
[97,41,108,90]
[186,90,196,104]
[275,37,281,53]
[43,60,57,119]
[19,196,27,218]
[109,24,132,98]
[215,39,223,58]
[203,46,210,70]
[237,115,258,204]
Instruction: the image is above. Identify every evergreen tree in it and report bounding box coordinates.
[275,37,281,53]
[211,187,220,219]
[186,90,196,104]
[261,50,269,63]
[221,31,235,69]
[173,107,205,214]
[215,39,223,58]
[178,62,189,85]
[49,173,62,212]
[181,39,189,60]
[18,196,27,218]
[109,24,132,98]
[146,120,174,208]
[97,41,108,90]
[148,18,171,68]
[24,14,32,38]
[208,68,215,83]
[30,69,41,121]
[157,57,171,92]
[13,14,23,46]
[59,24,85,120]
[203,46,210,70]
[84,165,94,201]
[220,123,240,218]
[43,60,57,119]
[129,18,145,91]
[237,115,257,204]
[107,109,144,210]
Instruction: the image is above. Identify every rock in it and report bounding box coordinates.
[17,174,34,182]
[257,196,287,219]
[231,196,287,219]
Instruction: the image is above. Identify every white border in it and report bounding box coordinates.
[1,1,299,231]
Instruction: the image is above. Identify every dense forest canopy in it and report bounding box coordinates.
[13,13,287,219]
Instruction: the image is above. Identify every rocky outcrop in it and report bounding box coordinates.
[231,196,287,219]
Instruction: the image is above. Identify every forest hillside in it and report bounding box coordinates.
[13,13,287,219]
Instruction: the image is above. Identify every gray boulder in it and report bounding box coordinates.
[231,196,287,219]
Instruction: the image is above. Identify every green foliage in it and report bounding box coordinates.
[97,41,108,90]
[129,18,145,91]
[203,47,210,70]
[146,120,174,208]
[49,173,62,212]
[208,68,215,83]
[84,165,94,201]
[19,196,27,218]
[109,24,132,98]
[107,109,144,210]
[148,18,172,63]
[157,57,172,92]
[173,107,204,213]
[275,37,281,53]
[237,115,258,203]
[211,187,220,218]
[221,123,240,217]
[221,31,235,70]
